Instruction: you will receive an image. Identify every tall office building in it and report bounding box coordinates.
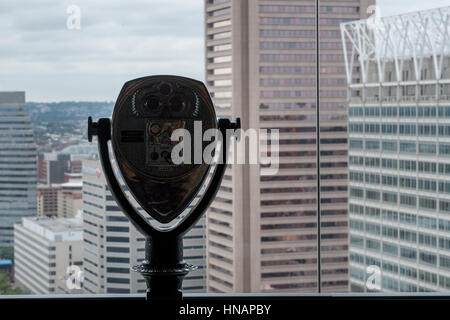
[14,216,83,294]
[342,7,450,292]
[82,159,206,294]
[204,0,372,293]
[0,92,37,249]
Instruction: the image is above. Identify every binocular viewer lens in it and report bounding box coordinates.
[143,95,160,111]
[140,82,189,116]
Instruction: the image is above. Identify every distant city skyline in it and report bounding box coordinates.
[0,0,449,102]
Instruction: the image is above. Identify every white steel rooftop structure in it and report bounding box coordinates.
[341,6,450,85]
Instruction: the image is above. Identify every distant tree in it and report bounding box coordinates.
[0,271,24,295]
[0,272,9,293]
[0,247,13,261]
[4,286,24,295]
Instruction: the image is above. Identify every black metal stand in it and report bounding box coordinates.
[133,236,194,301]
[88,117,239,301]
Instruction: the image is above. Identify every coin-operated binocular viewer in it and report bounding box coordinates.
[88,75,240,301]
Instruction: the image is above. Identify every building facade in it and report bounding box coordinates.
[57,181,82,218]
[204,0,372,293]
[38,148,96,186]
[82,159,206,294]
[14,216,83,294]
[37,184,61,216]
[37,154,48,184]
[37,153,71,185]
[342,6,450,292]
[0,92,37,249]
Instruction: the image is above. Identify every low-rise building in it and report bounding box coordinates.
[14,216,83,294]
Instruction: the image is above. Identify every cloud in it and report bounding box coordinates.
[0,0,204,101]
[1,0,448,101]
[378,0,450,16]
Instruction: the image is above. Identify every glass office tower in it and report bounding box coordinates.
[0,91,37,248]
[343,6,450,292]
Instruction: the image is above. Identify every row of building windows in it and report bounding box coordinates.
[259,66,315,74]
[350,204,450,232]
[259,17,354,26]
[259,66,355,75]
[209,56,232,64]
[350,263,450,290]
[350,170,450,193]
[350,188,450,213]
[350,236,450,268]
[350,122,450,137]
[349,106,450,117]
[259,41,347,50]
[259,5,359,14]
[259,102,316,111]
[259,29,315,38]
[261,90,315,98]
[349,155,450,175]
[260,89,346,98]
[0,127,32,131]
[350,221,450,251]
[350,139,450,156]
[259,5,315,13]
[209,44,231,52]
[260,54,345,62]
[211,20,231,28]
[260,78,315,86]
[208,31,231,40]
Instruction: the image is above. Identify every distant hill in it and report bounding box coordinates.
[27,101,115,123]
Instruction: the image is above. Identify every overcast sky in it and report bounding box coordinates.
[0,0,449,102]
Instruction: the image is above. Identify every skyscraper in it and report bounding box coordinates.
[342,6,450,292]
[204,0,372,293]
[0,92,37,248]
